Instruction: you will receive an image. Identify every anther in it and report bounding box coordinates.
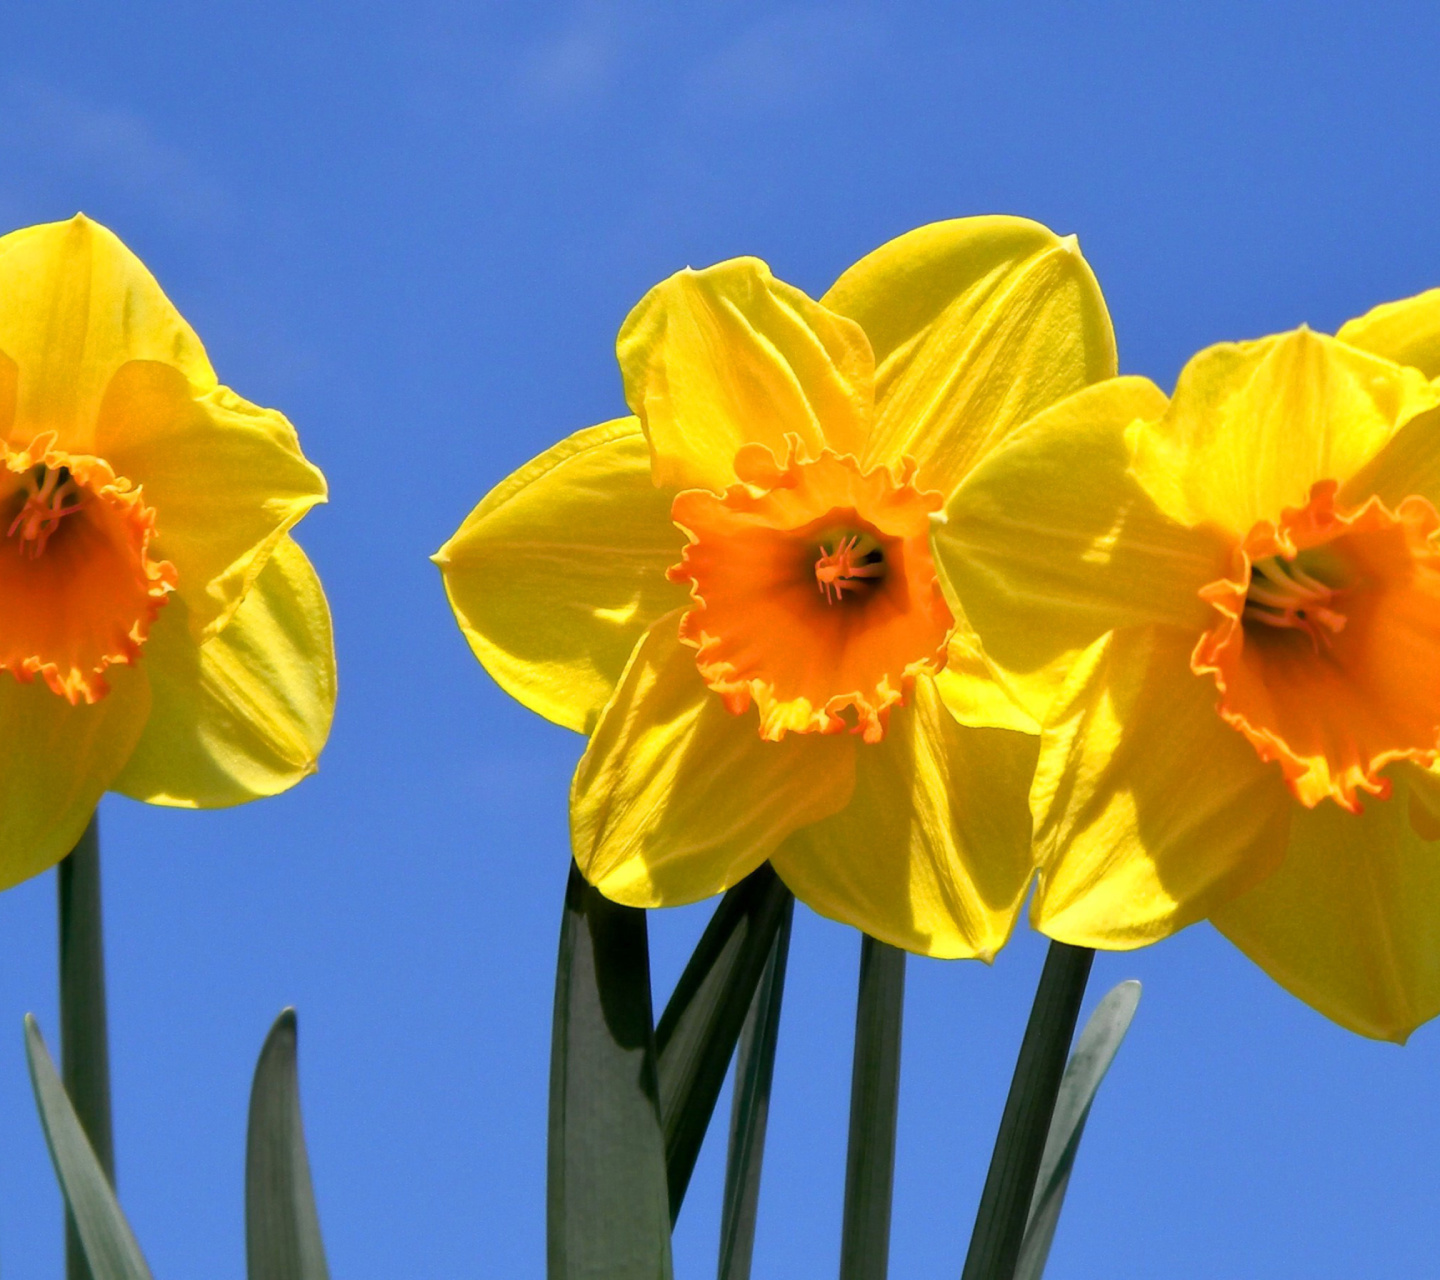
[7,465,84,558]
[1243,554,1346,650]
[814,533,884,604]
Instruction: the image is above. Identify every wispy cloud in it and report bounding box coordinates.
[515,1,635,111]
[689,7,882,115]
[0,78,229,222]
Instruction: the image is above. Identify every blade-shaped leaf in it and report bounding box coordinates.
[1014,980,1141,1280]
[839,935,906,1280]
[24,1016,151,1280]
[549,862,673,1280]
[961,941,1093,1280]
[656,863,793,1220]
[247,1009,330,1280]
[716,895,793,1280]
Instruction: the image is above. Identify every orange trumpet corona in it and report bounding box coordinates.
[0,434,175,705]
[1193,480,1440,813]
[668,442,953,744]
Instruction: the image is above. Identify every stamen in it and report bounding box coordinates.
[814,533,884,604]
[7,465,84,558]
[1243,554,1346,650]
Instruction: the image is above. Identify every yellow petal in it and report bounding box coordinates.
[1337,287,1440,378]
[1032,627,1292,947]
[1214,766,1440,1042]
[932,624,1039,735]
[93,361,326,639]
[1339,403,1440,514]
[435,419,690,735]
[937,377,1229,720]
[0,662,150,891]
[572,612,856,907]
[0,350,16,442]
[822,216,1116,493]
[771,675,1036,959]
[0,215,214,453]
[616,258,873,492]
[113,536,334,807]
[1130,329,1439,536]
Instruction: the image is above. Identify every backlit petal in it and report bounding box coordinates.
[617,258,874,492]
[1130,329,1439,536]
[771,675,1035,959]
[114,537,334,807]
[1214,768,1440,1042]
[932,624,1039,735]
[572,612,856,907]
[822,216,1115,493]
[1336,294,1440,507]
[0,215,214,453]
[94,360,326,638]
[1032,627,1291,947]
[1340,404,1440,514]
[0,663,149,891]
[937,377,1228,719]
[435,418,689,735]
[1338,287,1440,378]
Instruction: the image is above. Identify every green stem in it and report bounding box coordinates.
[839,935,906,1280]
[716,894,793,1280]
[58,813,114,1280]
[547,863,672,1280]
[961,941,1094,1280]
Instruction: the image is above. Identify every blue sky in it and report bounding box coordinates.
[3,2,1440,1275]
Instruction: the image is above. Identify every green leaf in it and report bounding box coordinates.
[1014,980,1141,1280]
[839,936,906,1280]
[24,1016,151,1280]
[247,1009,331,1280]
[549,862,673,1280]
[961,941,1094,1280]
[716,895,794,1280]
[655,862,793,1220]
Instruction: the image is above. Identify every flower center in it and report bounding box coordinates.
[813,529,885,604]
[1242,551,1347,649]
[1194,480,1440,812]
[7,464,85,557]
[668,443,953,743]
[1,436,176,704]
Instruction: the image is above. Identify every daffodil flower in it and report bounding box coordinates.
[437,218,1114,957]
[0,216,333,887]
[937,288,1440,1037]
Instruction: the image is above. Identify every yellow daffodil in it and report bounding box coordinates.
[936,287,1440,1038]
[437,218,1114,957]
[0,215,333,887]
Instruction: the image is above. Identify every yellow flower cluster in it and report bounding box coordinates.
[440,217,1440,1043]
[10,209,1438,1046]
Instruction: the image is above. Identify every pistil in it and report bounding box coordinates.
[7,465,84,558]
[1243,554,1346,647]
[814,532,884,604]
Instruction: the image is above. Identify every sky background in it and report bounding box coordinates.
[3,1,1440,1276]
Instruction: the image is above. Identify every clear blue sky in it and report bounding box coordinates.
[3,2,1440,1275]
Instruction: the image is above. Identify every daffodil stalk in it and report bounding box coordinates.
[839,937,905,1280]
[57,816,113,1280]
[962,941,1093,1280]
